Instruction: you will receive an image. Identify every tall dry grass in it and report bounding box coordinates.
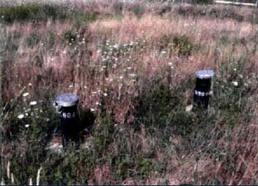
[2,1,258,184]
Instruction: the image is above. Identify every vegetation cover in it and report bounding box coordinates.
[1,0,258,184]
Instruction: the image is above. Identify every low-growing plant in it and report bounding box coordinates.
[93,111,115,156]
[160,34,193,56]
[173,35,193,56]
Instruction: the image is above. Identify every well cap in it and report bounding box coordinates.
[196,70,215,79]
[56,93,79,107]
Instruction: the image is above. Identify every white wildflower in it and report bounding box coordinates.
[25,124,30,128]
[168,62,173,66]
[18,114,24,119]
[232,81,238,86]
[96,102,101,106]
[90,108,95,112]
[185,105,193,112]
[69,84,74,88]
[83,142,91,149]
[129,74,137,77]
[30,101,37,106]
[103,93,108,97]
[23,92,30,97]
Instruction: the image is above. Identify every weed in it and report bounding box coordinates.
[173,35,193,56]
[3,1,258,185]
[93,111,115,156]
[160,34,193,56]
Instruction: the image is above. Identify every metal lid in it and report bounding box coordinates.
[56,93,79,107]
[196,70,215,79]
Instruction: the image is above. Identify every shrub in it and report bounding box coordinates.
[192,0,213,4]
[0,4,98,24]
[177,6,245,23]
[160,34,193,56]
[0,4,59,23]
[172,35,193,56]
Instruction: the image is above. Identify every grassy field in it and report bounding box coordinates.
[1,0,258,184]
